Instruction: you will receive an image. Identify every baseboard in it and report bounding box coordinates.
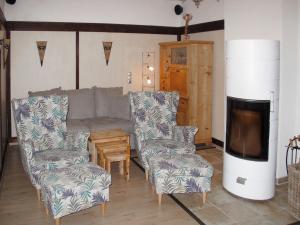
[9,136,17,143]
[212,137,224,148]
[276,176,288,185]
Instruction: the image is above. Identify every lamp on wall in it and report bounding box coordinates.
[142,52,155,91]
[177,0,219,8]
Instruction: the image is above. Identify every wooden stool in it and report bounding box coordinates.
[102,143,130,180]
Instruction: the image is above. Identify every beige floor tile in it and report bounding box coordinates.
[192,205,236,225]
[218,201,260,223]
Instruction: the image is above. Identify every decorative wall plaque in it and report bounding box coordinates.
[102,41,112,66]
[3,39,10,67]
[36,41,47,66]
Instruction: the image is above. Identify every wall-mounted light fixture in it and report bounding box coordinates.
[142,52,155,91]
[178,0,219,8]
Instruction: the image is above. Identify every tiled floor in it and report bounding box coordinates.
[0,145,299,225]
[175,147,299,225]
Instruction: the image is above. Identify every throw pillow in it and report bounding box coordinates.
[63,88,95,119]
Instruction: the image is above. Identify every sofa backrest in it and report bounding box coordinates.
[12,95,68,151]
[94,86,124,117]
[63,88,96,120]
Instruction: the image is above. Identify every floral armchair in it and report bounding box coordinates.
[129,91,198,179]
[11,95,90,190]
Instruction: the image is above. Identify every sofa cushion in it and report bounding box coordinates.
[94,87,123,117]
[28,87,62,97]
[63,88,95,119]
[107,94,130,120]
[66,119,89,132]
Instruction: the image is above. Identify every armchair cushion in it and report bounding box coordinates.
[140,139,196,170]
[64,130,90,151]
[173,126,198,143]
[34,149,89,170]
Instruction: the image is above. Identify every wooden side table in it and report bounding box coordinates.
[88,129,130,180]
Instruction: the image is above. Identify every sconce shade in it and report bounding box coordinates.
[6,0,16,5]
[174,5,183,15]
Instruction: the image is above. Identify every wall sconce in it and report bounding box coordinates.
[142,52,155,91]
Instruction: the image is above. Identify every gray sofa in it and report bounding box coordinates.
[28,86,135,148]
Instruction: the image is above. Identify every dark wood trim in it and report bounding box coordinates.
[6,21,179,34]
[6,30,11,142]
[76,31,79,89]
[212,137,224,148]
[178,20,224,34]
[0,6,5,25]
[6,20,224,35]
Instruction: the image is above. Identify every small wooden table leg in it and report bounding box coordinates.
[55,218,61,225]
[158,194,162,206]
[89,141,97,164]
[125,157,130,181]
[100,203,106,216]
[119,161,124,175]
[202,192,207,204]
[106,160,111,173]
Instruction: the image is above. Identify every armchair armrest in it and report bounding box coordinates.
[173,126,198,143]
[64,130,90,151]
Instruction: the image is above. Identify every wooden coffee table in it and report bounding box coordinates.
[89,129,130,180]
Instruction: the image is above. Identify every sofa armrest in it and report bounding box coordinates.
[64,130,90,151]
[173,126,198,143]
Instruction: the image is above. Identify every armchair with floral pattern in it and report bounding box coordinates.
[11,95,90,190]
[129,91,198,179]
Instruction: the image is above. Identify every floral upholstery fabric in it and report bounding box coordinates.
[34,149,89,170]
[38,163,111,219]
[141,139,196,171]
[148,154,213,194]
[11,95,90,189]
[173,126,198,143]
[13,95,68,151]
[129,91,198,170]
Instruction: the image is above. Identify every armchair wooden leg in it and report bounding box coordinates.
[145,170,149,181]
[55,218,61,225]
[45,205,49,216]
[158,194,162,206]
[202,192,207,204]
[100,203,106,216]
[36,188,41,202]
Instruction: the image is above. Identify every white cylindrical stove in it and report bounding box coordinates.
[223,39,279,200]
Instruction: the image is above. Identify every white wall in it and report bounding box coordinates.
[4,0,181,26]
[181,0,224,26]
[80,33,175,93]
[224,0,300,179]
[190,30,225,142]
[11,31,77,136]
[224,0,282,40]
